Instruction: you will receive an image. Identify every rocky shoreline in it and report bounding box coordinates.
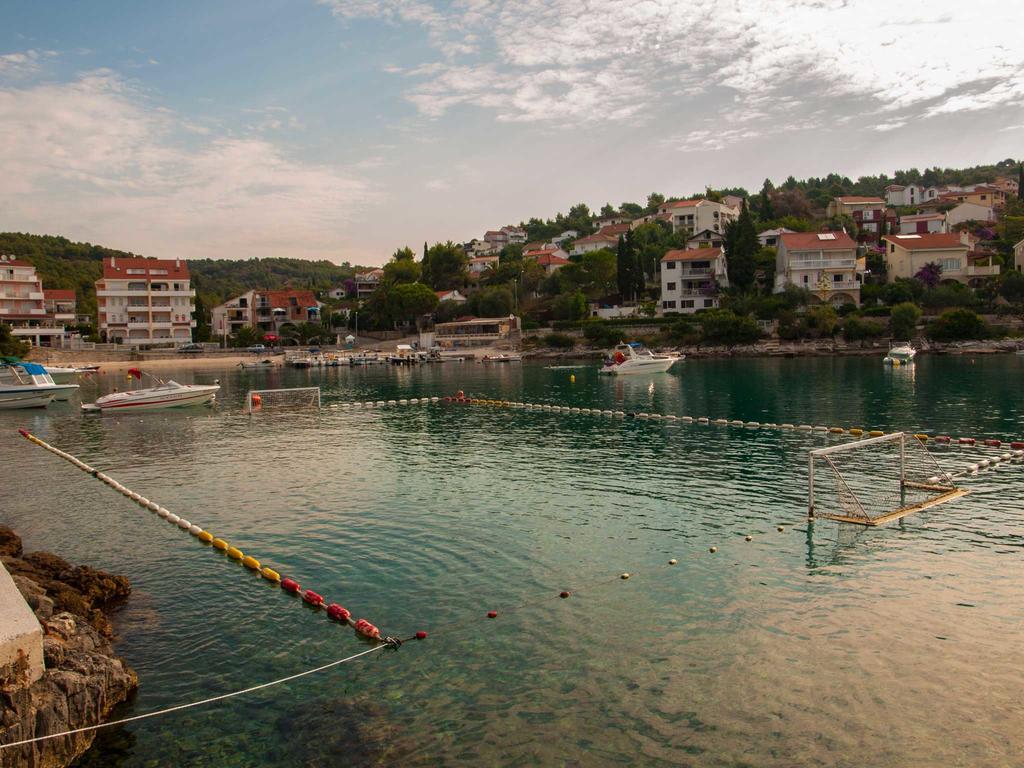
[0,527,137,768]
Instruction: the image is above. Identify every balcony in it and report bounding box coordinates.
[790,259,857,269]
[28,291,44,300]
[675,268,712,277]
[966,264,1000,278]
[127,321,174,330]
[820,281,860,291]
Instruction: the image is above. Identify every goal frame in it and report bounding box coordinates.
[247,386,321,414]
[808,432,968,526]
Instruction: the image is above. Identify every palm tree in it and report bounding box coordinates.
[280,321,324,346]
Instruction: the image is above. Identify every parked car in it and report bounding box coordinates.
[245,344,267,353]
[177,342,204,353]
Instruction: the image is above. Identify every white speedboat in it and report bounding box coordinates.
[481,353,522,363]
[82,368,219,413]
[599,342,681,375]
[239,359,277,369]
[0,362,79,409]
[884,344,916,366]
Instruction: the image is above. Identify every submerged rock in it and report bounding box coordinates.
[0,528,137,768]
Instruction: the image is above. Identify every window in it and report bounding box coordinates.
[682,300,695,308]
[666,261,676,270]
[940,259,961,272]
[127,269,146,275]
[802,275,809,284]
[151,269,168,275]
[662,300,676,309]
[666,282,676,291]
[889,243,895,253]
[703,299,714,308]
[833,274,843,283]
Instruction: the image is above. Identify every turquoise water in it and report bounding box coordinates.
[2,356,1023,766]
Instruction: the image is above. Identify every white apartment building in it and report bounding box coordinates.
[656,199,739,238]
[469,255,500,274]
[884,184,940,207]
[898,213,947,235]
[96,256,195,345]
[0,255,72,347]
[659,248,729,314]
[774,232,863,306]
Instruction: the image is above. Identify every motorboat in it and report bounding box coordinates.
[43,365,93,384]
[388,344,422,365]
[599,342,681,375]
[239,359,277,369]
[884,343,917,366]
[82,368,219,413]
[481,353,522,363]
[0,362,79,409]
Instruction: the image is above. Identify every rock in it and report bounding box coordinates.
[0,527,22,558]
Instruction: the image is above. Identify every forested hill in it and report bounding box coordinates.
[0,232,369,317]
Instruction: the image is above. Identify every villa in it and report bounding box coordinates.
[0,256,75,347]
[656,198,739,238]
[882,233,998,287]
[774,232,863,306]
[659,247,729,314]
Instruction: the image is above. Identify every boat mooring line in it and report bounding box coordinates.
[16,428,421,648]
[0,644,388,752]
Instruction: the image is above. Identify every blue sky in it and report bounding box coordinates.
[2,0,1023,266]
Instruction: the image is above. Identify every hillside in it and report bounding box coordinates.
[0,232,370,319]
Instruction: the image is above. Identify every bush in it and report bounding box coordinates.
[920,283,975,310]
[698,309,762,346]
[842,317,886,342]
[883,279,923,305]
[804,304,839,337]
[861,305,892,318]
[926,309,989,342]
[666,316,702,344]
[890,302,921,340]
[543,332,576,349]
[837,302,859,317]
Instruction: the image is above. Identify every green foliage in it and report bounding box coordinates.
[581,321,623,348]
[926,308,989,341]
[842,317,885,341]
[920,282,976,310]
[388,282,440,323]
[0,324,29,357]
[280,321,326,345]
[666,315,702,344]
[230,325,265,348]
[890,302,922,340]
[521,203,595,241]
[724,201,759,290]
[999,270,1024,302]
[697,309,762,345]
[542,332,576,349]
[630,221,677,283]
[551,290,588,321]
[469,286,514,317]
[383,248,421,285]
[804,304,839,337]
[883,278,924,305]
[421,242,467,290]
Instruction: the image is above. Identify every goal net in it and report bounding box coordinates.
[808,432,966,525]
[247,387,321,414]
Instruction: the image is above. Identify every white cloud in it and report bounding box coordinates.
[0,72,373,260]
[0,49,57,77]
[328,0,1024,133]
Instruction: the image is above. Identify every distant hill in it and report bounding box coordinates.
[0,232,371,319]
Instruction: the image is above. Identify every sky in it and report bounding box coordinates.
[1,0,1023,267]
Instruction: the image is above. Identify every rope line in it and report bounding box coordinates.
[0,645,387,751]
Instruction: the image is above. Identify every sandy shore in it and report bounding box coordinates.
[80,355,286,374]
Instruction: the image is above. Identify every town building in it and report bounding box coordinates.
[826,196,887,241]
[721,195,745,210]
[468,255,500,274]
[993,176,1020,196]
[211,289,322,340]
[656,199,739,238]
[354,269,384,300]
[884,184,940,207]
[525,246,570,275]
[882,233,999,287]
[0,256,75,347]
[898,212,948,235]
[594,214,633,229]
[435,289,468,303]
[550,230,578,246]
[1014,238,1024,272]
[502,226,527,245]
[774,232,863,306]
[659,247,729,314]
[42,289,83,326]
[939,186,1006,209]
[434,315,521,349]
[96,256,195,345]
[569,223,630,256]
[758,228,795,248]
[465,239,499,258]
[684,229,727,250]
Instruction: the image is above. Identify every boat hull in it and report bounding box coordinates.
[599,358,679,375]
[86,386,219,413]
[0,390,58,409]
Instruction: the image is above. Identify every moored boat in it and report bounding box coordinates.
[481,353,522,363]
[82,368,219,413]
[0,362,79,409]
[239,359,277,369]
[599,342,680,375]
[884,343,916,366]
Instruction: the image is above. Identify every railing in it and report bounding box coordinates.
[789,259,857,269]
[821,281,860,291]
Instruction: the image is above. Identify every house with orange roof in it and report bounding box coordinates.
[435,289,467,303]
[882,233,998,287]
[0,256,76,347]
[774,232,863,306]
[898,212,948,235]
[211,289,322,340]
[826,196,887,241]
[468,255,500,274]
[525,246,570,275]
[570,223,631,256]
[96,255,195,345]
[655,198,739,238]
[659,247,729,314]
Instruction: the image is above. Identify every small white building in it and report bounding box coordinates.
[884,184,941,207]
[468,255,500,274]
[569,223,630,256]
[758,228,794,248]
[656,198,739,238]
[946,202,995,227]
[659,247,729,314]
[898,212,947,235]
[685,229,726,250]
[1013,238,1024,272]
[435,289,468,303]
[551,230,579,246]
[354,269,384,300]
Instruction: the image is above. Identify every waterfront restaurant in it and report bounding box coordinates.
[434,315,521,349]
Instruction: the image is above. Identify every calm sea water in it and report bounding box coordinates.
[2,356,1023,767]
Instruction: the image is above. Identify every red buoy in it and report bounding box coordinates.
[415,631,427,640]
[18,428,29,438]
[1012,442,1024,450]
[281,578,300,594]
[354,619,381,640]
[985,439,1002,447]
[934,435,951,443]
[487,611,497,618]
[326,603,351,622]
[559,591,570,599]
[959,438,976,445]
[302,589,324,607]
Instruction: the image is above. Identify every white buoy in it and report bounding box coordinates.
[157,508,171,518]
[167,514,181,524]
[177,519,191,530]
[147,501,160,511]
[387,400,397,405]
[189,525,203,536]
[730,420,743,426]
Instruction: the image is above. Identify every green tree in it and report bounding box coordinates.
[758,178,775,220]
[890,302,922,340]
[724,200,759,291]
[582,248,616,298]
[616,234,634,299]
[383,247,421,285]
[599,203,616,217]
[470,285,514,317]
[552,290,588,321]
[421,241,468,290]
[646,193,665,213]
[999,270,1024,302]
[698,309,762,345]
[231,325,265,348]
[0,323,29,357]
[388,282,439,325]
[926,308,989,341]
[280,322,325,345]
[804,304,839,337]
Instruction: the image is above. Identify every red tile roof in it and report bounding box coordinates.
[883,233,965,250]
[573,232,618,246]
[598,222,631,236]
[662,198,704,209]
[835,196,885,204]
[43,289,76,301]
[260,289,319,308]
[779,232,857,250]
[101,257,189,280]
[661,248,722,263]
[0,259,34,268]
[535,253,569,267]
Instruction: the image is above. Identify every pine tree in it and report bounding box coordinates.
[628,229,644,300]
[616,234,632,299]
[759,178,775,220]
[1018,163,1023,200]
[725,199,759,291]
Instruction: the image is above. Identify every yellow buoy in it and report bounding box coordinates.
[212,538,229,551]
[829,427,844,434]
[242,555,261,570]
[570,374,576,383]
[914,433,929,441]
[709,546,717,553]
[620,573,630,580]
[849,428,863,436]
[260,567,281,583]
[197,531,214,544]
[869,430,885,437]
[226,547,244,561]
[745,535,752,542]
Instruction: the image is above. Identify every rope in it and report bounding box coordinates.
[0,644,387,751]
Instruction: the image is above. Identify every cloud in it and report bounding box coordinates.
[0,71,373,260]
[0,49,58,77]
[327,0,1024,133]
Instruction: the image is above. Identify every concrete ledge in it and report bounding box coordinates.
[0,561,43,685]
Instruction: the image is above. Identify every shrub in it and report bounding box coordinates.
[926,309,989,342]
[861,305,892,318]
[804,304,839,337]
[837,302,859,317]
[920,283,975,310]
[543,332,576,349]
[890,302,922,340]
[842,317,886,342]
[698,309,762,345]
[666,316,702,344]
